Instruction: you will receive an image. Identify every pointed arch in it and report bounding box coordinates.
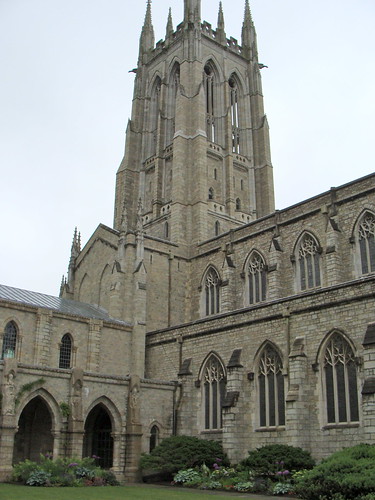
[244,249,267,304]
[201,265,221,316]
[165,61,180,146]
[203,60,221,144]
[214,220,220,236]
[78,273,91,303]
[208,187,214,200]
[199,352,226,430]
[98,264,111,311]
[353,210,375,275]
[256,342,285,428]
[149,423,161,452]
[319,331,359,424]
[294,231,322,291]
[59,333,73,369]
[1,320,18,359]
[228,73,243,153]
[148,75,162,158]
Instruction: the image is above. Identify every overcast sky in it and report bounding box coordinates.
[1,0,374,297]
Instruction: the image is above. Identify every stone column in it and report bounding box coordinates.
[0,359,18,480]
[67,369,85,458]
[124,376,143,482]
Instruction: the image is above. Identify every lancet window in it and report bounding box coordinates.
[166,65,180,146]
[229,76,240,153]
[247,251,267,304]
[149,78,161,157]
[202,354,226,430]
[204,267,220,316]
[59,333,72,369]
[258,345,285,427]
[204,64,216,143]
[323,333,359,424]
[149,425,159,452]
[297,233,321,290]
[1,321,17,359]
[358,211,375,274]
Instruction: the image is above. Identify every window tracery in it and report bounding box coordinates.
[358,212,375,274]
[247,251,266,304]
[204,64,216,143]
[297,234,321,290]
[202,355,226,430]
[59,333,72,369]
[229,77,240,153]
[258,345,285,427]
[205,267,220,315]
[323,333,359,424]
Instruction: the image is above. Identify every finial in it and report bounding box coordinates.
[139,0,155,59]
[166,7,174,38]
[216,2,226,44]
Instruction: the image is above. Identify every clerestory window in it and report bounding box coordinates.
[59,333,72,369]
[297,233,321,290]
[1,321,17,359]
[204,267,220,316]
[247,251,267,304]
[358,211,375,274]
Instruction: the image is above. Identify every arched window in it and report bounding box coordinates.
[297,233,321,290]
[149,77,161,157]
[358,211,375,274]
[215,221,220,236]
[149,425,159,452]
[258,345,285,427]
[59,333,72,369]
[323,333,359,424]
[236,198,241,210]
[201,354,226,430]
[229,76,240,153]
[204,267,220,316]
[208,187,214,200]
[166,64,180,146]
[247,251,267,304]
[164,221,169,239]
[1,321,17,359]
[204,64,216,143]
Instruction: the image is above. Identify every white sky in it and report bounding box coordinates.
[0,0,374,297]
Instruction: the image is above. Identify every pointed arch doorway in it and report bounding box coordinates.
[83,405,113,469]
[13,396,54,463]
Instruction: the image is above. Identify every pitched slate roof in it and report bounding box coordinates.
[0,284,130,326]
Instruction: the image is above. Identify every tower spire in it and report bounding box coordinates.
[241,0,257,60]
[166,8,174,38]
[184,0,201,26]
[139,0,155,62]
[216,2,226,45]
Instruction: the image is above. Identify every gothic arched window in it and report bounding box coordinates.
[202,354,226,430]
[235,198,241,210]
[59,333,72,369]
[247,251,267,304]
[358,211,375,274]
[149,77,161,157]
[297,233,321,290]
[1,321,17,359]
[208,187,214,200]
[204,64,216,143]
[258,345,285,427]
[149,425,159,452]
[229,76,240,153]
[204,267,220,316]
[323,333,359,424]
[166,64,180,146]
[215,221,220,236]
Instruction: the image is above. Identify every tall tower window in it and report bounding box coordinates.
[1,321,17,359]
[204,267,220,316]
[204,64,216,143]
[297,233,321,290]
[358,211,375,274]
[201,354,226,430]
[247,251,267,304]
[323,333,359,424]
[258,344,285,427]
[149,78,161,158]
[59,333,72,369]
[229,77,240,153]
[166,64,180,146]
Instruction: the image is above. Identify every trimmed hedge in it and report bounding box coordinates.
[140,435,229,478]
[240,444,315,476]
[294,444,375,500]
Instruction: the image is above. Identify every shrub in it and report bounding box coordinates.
[140,435,229,477]
[240,444,315,477]
[26,470,51,486]
[294,444,375,500]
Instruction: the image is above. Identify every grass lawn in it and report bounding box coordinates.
[0,484,262,500]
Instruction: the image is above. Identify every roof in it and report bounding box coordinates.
[0,284,130,326]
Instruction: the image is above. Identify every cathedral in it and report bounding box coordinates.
[0,0,374,482]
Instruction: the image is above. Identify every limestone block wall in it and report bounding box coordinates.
[146,276,375,461]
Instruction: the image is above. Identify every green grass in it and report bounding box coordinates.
[0,483,263,500]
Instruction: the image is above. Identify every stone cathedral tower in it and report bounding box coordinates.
[114,0,274,247]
